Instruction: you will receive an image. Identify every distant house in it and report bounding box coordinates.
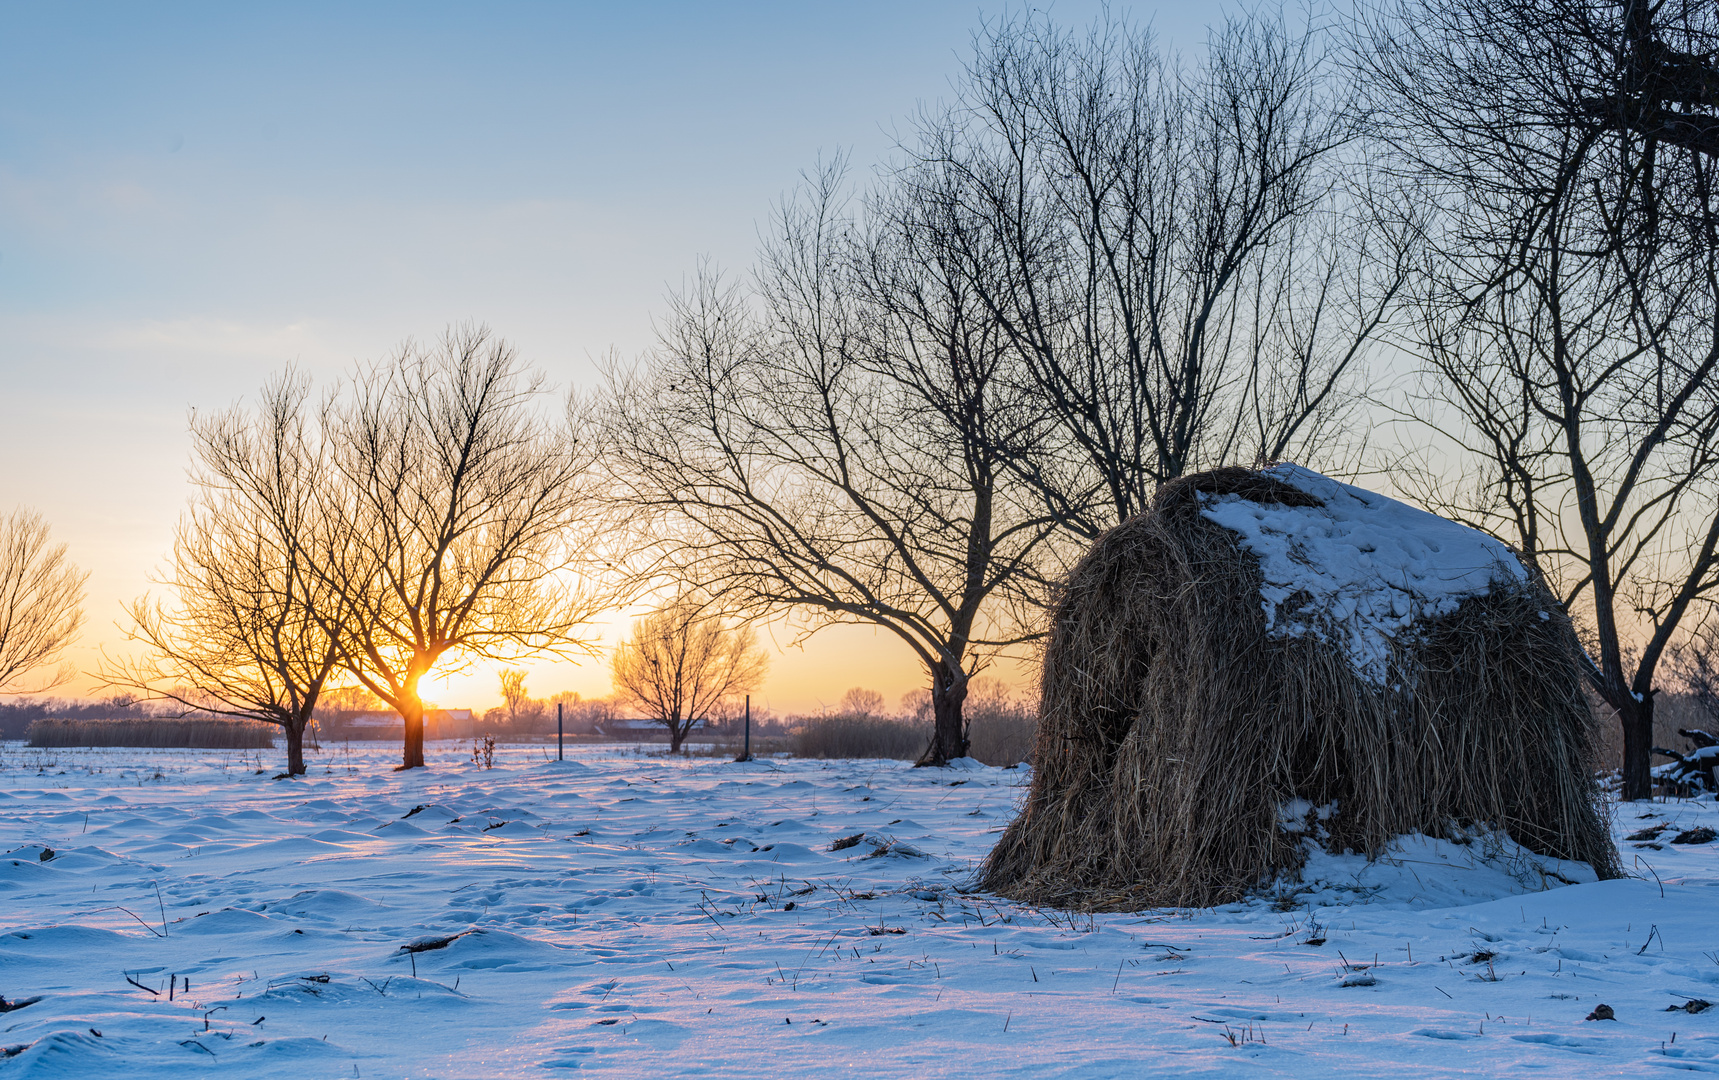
[337,709,475,740]
[595,717,707,735]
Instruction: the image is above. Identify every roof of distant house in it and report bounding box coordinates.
[342,709,473,727]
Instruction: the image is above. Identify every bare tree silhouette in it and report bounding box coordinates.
[313,325,611,770]
[1364,0,1719,799]
[499,668,529,728]
[606,164,1062,765]
[899,10,1406,537]
[0,507,86,695]
[610,596,768,753]
[108,371,344,775]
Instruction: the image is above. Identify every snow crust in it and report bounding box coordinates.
[1286,831,1600,910]
[3,739,1719,1077]
[1199,464,1529,683]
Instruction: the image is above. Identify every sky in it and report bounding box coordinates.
[0,1,1230,714]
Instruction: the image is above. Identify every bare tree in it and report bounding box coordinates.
[610,596,768,752]
[311,326,610,770]
[606,162,1064,765]
[0,508,87,694]
[107,371,344,775]
[1363,0,1719,799]
[499,668,529,727]
[1575,1,1719,161]
[607,13,1390,761]
[838,687,886,718]
[550,690,617,735]
[899,11,1407,537]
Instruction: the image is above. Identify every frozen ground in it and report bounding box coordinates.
[3,741,1719,1078]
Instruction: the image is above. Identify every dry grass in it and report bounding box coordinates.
[794,717,931,760]
[967,708,1036,767]
[684,734,797,759]
[981,466,1620,912]
[27,718,278,749]
[684,710,1036,765]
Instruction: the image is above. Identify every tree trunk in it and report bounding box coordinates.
[668,723,684,753]
[1620,692,1655,801]
[917,665,970,767]
[398,695,426,770]
[285,720,306,776]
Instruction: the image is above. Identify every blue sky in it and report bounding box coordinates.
[0,1,1228,710]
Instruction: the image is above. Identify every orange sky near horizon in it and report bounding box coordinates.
[413,617,1039,719]
[0,0,1224,715]
[17,323,1040,717]
[61,592,1034,718]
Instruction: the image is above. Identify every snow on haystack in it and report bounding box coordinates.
[1200,464,1529,684]
[983,465,1619,911]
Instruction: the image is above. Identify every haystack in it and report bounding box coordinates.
[982,465,1619,910]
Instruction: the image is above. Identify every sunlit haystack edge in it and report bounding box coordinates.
[982,465,1620,911]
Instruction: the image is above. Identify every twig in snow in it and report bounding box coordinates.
[695,899,727,934]
[1638,925,1662,955]
[125,973,160,995]
[107,907,165,938]
[1635,855,1666,897]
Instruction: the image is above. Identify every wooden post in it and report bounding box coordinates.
[557,702,564,761]
[735,695,752,762]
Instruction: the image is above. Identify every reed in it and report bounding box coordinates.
[794,716,931,761]
[26,718,278,749]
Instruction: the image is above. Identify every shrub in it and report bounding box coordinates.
[967,705,1036,767]
[794,716,930,760]
[27,718,277,749]
[782,682,1039,765]
[954,678,1037,767]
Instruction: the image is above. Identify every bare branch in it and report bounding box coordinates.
[1362,0,1719,798]
[0,507,87,694]
[610,595,768,753]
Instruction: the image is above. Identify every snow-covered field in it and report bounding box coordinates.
[3,741,1719,1078]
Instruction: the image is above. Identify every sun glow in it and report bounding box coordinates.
[396,615,1032,718]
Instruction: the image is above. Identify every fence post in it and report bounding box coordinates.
[557,702,564,761]
[735,695,752,763]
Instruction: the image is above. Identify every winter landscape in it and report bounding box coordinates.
[3,741,1717,1078]
[8,2,1719,1078]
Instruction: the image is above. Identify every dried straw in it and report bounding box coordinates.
[982,467,1620,910]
